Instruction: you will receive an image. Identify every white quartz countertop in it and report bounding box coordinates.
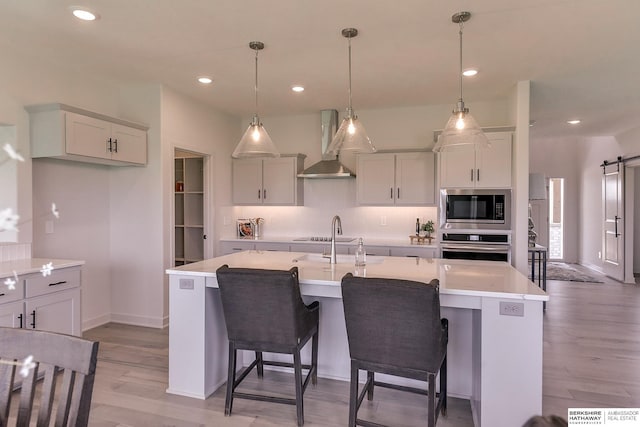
[167,251,547,301]
[0,258,85,278]
[220,237,437,249]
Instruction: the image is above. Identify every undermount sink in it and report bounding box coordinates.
[292,253,384,265]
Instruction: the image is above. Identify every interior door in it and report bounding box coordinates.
[603,161,624,281]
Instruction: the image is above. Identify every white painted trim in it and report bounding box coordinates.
[110,312,165,328]
[82,313,111,331]
[580,261,605,275]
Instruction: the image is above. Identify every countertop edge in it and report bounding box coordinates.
[0,258,85,277]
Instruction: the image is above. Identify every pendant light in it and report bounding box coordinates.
[433,12,490,152]
[327,28,376,155]
[232,41,279,158]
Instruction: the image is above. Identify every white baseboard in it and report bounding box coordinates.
[110,312,165,328]
[82,313,111,331]
[579,261,604,275]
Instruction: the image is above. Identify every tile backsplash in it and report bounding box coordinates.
[0,243,32,262]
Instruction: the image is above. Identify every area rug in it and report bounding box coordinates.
[529,262,603,283]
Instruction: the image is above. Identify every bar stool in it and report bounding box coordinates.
[341,273,448,427]
[215,265,319,426]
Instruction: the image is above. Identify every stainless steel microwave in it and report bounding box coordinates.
[440,189,511,230]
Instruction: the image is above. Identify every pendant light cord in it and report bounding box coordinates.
[458,20,464,103]
[254,47,259,115]
[348,35,353,112]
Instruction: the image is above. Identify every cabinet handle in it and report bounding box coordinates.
[18,313,23,329]
[258,189,261,199]
[390,188,393,199]
[397,188,400,199]
[48,281,67,287]
[477,169,480,181]
[113,138,118,153]
[107,138,113,153]
[470,169,474,181]
[263,189,267,199]
[30,310,36,329]
[0,293,4,297]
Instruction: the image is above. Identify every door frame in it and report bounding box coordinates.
[624,160,640,284]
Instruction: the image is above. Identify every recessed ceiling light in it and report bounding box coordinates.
[567,119,581,125]
[291,85,305,93]
[71,7,99,21]
[197,76,213,84]
[462,68,478,77]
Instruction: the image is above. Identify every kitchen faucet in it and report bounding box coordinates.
[324,215,342,264]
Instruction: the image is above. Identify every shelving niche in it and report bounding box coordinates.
[174,150,204,266]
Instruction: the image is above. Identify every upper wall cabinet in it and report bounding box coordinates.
[232,154,305,206]
[26,103,148,166]
[438,131,512,189]
[357,151,436,206]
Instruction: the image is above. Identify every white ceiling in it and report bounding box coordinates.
[2,0,639,140]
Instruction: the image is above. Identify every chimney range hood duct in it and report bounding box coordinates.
[297,109,356,178]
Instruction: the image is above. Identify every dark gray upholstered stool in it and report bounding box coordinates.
[216,265,319,426]
[0,327,99,427]
[341,273,448,427]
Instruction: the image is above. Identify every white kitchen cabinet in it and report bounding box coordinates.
[175,155,204,266]
[0,266,81,336]
[357,151,436,206]
[439,132,512,189]
[27,103,148,166]
[0,301,24,328]
[232,154,305,206]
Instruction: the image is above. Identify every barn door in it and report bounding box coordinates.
[602,160,624,281]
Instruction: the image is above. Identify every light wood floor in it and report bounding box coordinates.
[81,266,640,426]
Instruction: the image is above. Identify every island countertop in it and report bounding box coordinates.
[166,251,547,301]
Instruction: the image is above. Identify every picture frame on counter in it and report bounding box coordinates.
[237,219,254,238]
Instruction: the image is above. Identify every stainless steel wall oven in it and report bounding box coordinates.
[440,232,511,263]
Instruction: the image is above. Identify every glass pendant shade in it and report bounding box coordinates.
[327,109,375,155]
[434,107,490,152]
[233,114,279,158]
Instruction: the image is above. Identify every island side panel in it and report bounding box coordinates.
[480,298,544,427]
[167,274,228,399]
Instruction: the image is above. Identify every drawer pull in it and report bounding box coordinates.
[0,293,4,297]
[30,310,36,329]
[48,281,67,287]
[18,313,23,329]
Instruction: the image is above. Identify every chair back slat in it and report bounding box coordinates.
[36,363,57,427]
[341,274,446,373]
[0,327,99,427]
[0,363,16,422]
[216,266,305,347]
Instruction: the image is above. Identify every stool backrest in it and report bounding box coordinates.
[341,274,445,372]
[216,265,306,347]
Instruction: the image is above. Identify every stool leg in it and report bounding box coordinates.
[225,343,237,416]
[367,371,374,401]
[294,349,304,426]
[349,362,358,427]
[311,330,319,385]
[427,373,436,427]
[440,354,447,416]
[256,351,264,378]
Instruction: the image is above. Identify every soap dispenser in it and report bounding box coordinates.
[355,238,366,267]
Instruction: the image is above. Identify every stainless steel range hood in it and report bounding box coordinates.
[297,109,356,178]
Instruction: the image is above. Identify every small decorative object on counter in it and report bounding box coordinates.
[355,238,366,267]
[421,220,435,239]
[237,219,254,238]
[415,218,420,236]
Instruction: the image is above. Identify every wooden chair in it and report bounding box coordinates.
[215,265,319,426]
[0,327,99,427]
[341,274,448,427]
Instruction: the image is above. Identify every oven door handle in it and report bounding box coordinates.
[441,244,510,252]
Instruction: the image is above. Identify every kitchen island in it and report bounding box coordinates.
[166,251,548,427]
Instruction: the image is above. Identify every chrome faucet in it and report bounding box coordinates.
[324,215,342,264]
